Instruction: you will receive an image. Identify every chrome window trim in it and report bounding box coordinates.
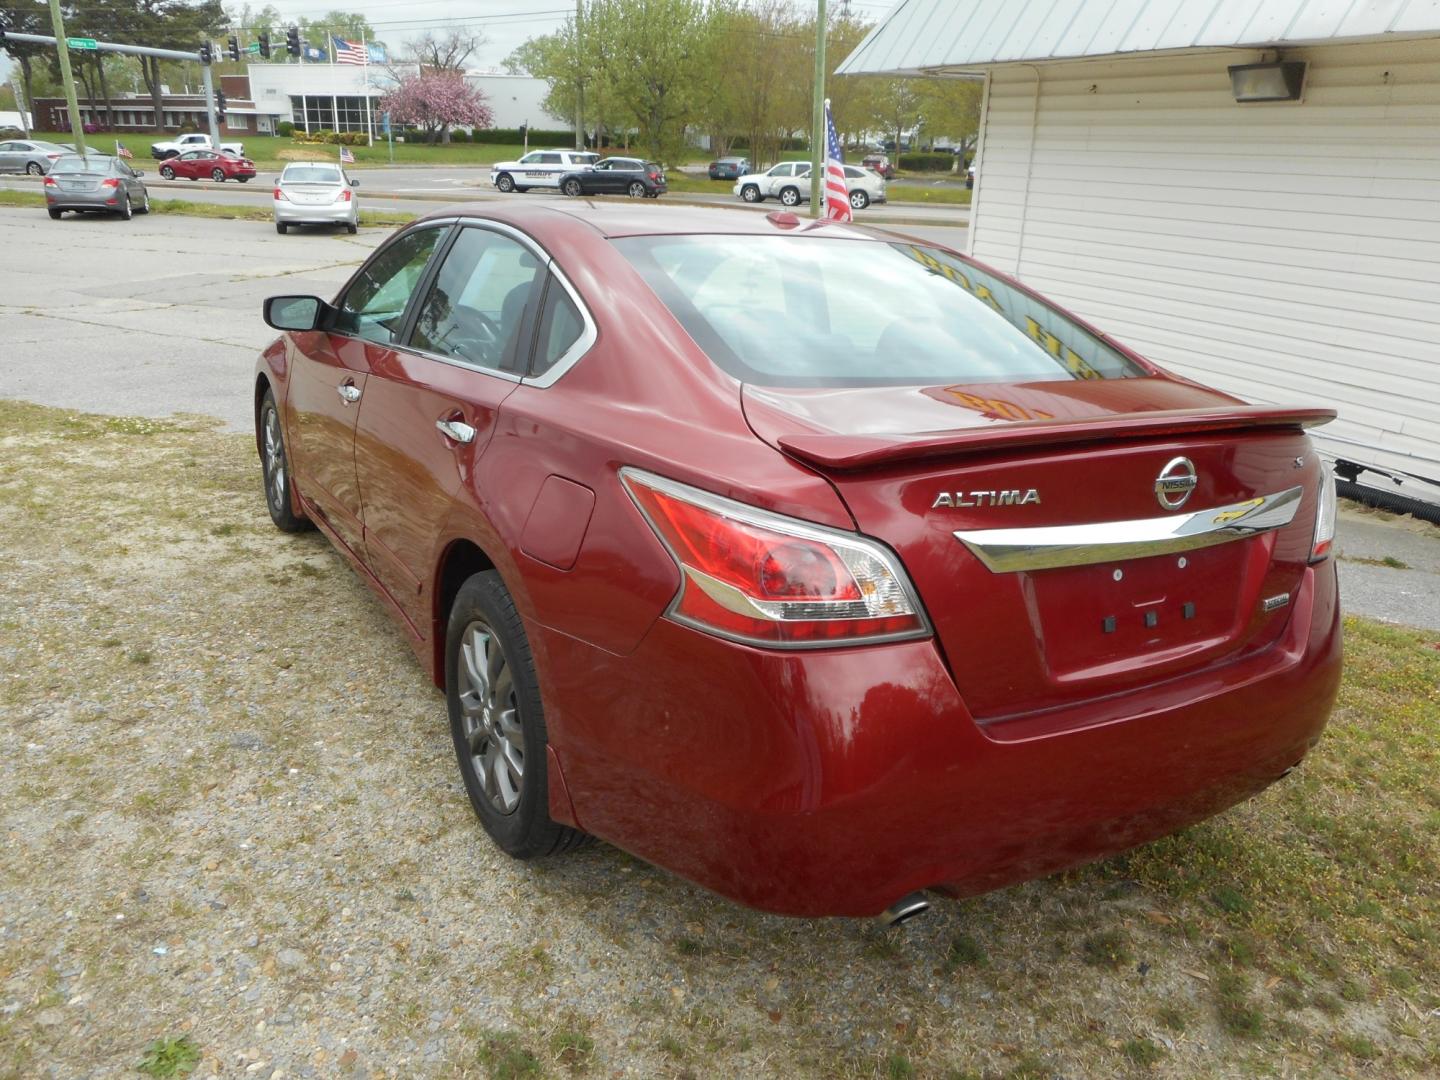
[522,261,598,389]
[955,485,1304,573]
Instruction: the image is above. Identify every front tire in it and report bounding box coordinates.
[258,389,310,532]
[159,165,175,179]
[495,172,515,193]
[447,572,588,859]
[740,184,761,203]
[779,186,800,207]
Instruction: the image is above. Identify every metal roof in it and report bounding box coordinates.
[837,0,1440,75]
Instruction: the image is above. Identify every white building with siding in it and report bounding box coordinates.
[840,1,1440,508]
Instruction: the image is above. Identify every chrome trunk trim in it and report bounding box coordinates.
[955,486,1304,573]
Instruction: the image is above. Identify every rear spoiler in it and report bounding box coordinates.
[778,406,1337,472]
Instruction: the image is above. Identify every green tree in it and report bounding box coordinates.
[0,0,52,122]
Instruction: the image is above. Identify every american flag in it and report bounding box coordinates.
[339,145,355,163]
[822,98,852,223]
[332,35,368,65]
[114,141,133,160]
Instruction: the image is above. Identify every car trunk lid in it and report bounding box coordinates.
[743,379,1333,722]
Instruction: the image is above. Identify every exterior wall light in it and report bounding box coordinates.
[1228,61,1307,102]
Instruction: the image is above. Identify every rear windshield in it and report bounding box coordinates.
[283,165,343,183]
[613,236,1144,386]
[51,155,111,173]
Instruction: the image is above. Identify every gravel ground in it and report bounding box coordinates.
[2,401,1437,1080]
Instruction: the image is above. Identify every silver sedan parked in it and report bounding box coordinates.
[273,163,359,235]
[0,139,75,175]
[44,154,150,220]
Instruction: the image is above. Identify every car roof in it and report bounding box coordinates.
[414,201,890,241]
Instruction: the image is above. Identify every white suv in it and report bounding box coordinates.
[733,161,887,210]
[491,149,599,192]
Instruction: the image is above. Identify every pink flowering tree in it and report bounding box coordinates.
[381,72,494,144]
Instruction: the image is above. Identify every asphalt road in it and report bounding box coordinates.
[1,204,1434,632]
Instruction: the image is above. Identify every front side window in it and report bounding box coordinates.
[409,227,544,371]
[769,164,793,177]
[519,152,541,164]
[335,227,444,345]
[615,236,1145,387]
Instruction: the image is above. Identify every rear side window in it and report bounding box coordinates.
[530,282,585,377]
[614,236,1144,387]
[410,227,543,372]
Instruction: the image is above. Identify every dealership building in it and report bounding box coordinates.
[841,0,1440,510]
[32,63,556,139]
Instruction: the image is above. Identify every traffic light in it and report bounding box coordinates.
[215,89,227,122]
[199,41,213,64]
[286,26,300,57]
[258,32,271,59]
[227,35,239,61]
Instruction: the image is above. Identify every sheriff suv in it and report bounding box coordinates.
[491,150,599,193]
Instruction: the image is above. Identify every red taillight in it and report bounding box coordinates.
[100,178,120,189]
[44,176,57,186]
[338,188,352,202]
[622,469,929,647]
[47,153,62,159]
[273,187,288,200]
[1310,460,1337,562]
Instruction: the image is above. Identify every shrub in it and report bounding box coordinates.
[276,121,294,136]
[448,128,469,143]
[469,126,574,145]
[898,151,954,172]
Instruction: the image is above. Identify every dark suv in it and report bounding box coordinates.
[558,157,667,198]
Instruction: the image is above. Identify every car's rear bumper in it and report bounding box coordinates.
[45,191,126,212]
[538,559,1341,917]
[274,201,355,224]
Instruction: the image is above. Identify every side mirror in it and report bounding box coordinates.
[264,295,328,332]
[350,178,359,187]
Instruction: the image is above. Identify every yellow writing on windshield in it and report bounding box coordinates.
[1023,317,1102,380]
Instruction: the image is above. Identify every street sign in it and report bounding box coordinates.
[66,37,98,49]
[245,42,262,53]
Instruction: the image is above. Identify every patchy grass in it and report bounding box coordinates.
[136,1035,202,1077]
[1339,553,1411,569]
[0,396,1437,1078]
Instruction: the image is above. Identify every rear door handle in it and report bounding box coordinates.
[436,418,476,444]
[337,382,361,404]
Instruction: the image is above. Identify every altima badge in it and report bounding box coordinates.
[1155,457,1198,510]
[932,489,1041,509]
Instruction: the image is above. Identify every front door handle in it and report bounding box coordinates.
[436,418,476,444]
[337,382,361,404]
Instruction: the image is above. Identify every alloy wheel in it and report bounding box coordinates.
[261,405,287,516]
[780,187,799,206]
[741,186,760,203]
[850,190,868,210]
[160,166,174,179]
[26,162,42,176]
[563,178,582,197]
[211,168,225,182]
[628,181,646,198]
[456,620,525,815]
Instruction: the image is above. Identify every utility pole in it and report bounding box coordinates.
[573,0,585,150]
[46,0,87,156]
[809,0,826,217]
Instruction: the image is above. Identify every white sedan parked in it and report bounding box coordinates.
[732,161,887,210]
[273,162,359,235]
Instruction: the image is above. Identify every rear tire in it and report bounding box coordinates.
[561,178,583,197]
[258,389,310,533]
[447,571,589,859]
[627,181,646,198]
[346,222,358,234]
[275,222,287,234]
[26,162,43,176]
[136,190,151,214]
[118,195,132,221]
[211,168,225,182]
[47,208,62,219]
[849,189,869,210]
[779,186,800,207]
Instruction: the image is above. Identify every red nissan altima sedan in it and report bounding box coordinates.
[253,203,1342,920]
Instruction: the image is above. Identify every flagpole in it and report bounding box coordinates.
[810,0,827,218]
[361,30,374,147]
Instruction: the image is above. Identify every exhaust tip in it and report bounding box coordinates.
[878,892,931,927]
